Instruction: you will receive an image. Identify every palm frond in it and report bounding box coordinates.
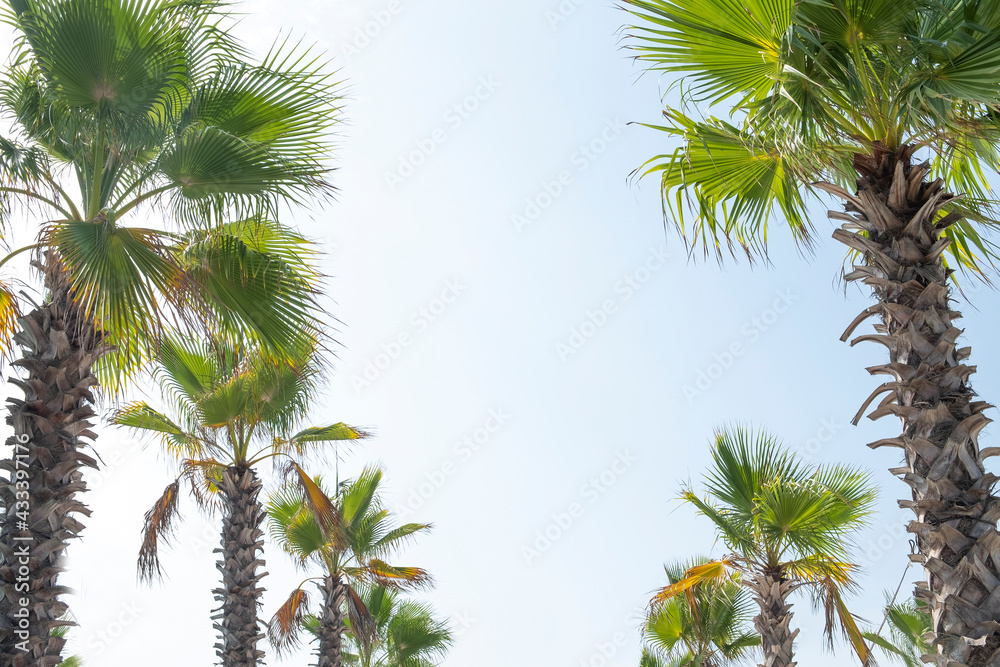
[267,587,309,655]
[137,479,182,582]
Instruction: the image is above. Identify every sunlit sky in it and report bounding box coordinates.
[5,1,1000,666]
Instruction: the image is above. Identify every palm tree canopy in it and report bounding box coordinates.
[338,586,453,667]
[0,0,341,380]
[265,468,432,655]
[643,557,759,667]
[686,427,876,570]
[113,335,366,469]
[863,597,934,667]
[267,468,430,586]
[625,0,1000,271]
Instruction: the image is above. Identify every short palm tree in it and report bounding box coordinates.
[655,427,876,667]
[625,0,1000,662]
[337,585,452,667]
[0,0,339,662]
[112,336,368,667]
[642,557,759,667]
[864,597,934,667]
[266,467,432,667]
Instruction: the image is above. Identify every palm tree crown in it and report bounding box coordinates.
[642,557,759,667]
[0,0,341,371]
[656,427,876,667]
[624,0,1000,269]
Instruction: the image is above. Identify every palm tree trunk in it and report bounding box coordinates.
[0,258,106,667]
[832,146,1000,666]
[316,574,347,667]
[213,465,266,667]
[749,570,798,667]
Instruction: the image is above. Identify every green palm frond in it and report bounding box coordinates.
[341,467,383,527]
[110,401,200,456]
[863,596,932,667]
[702,426,803,521]
[155,334,222,410]
[176,223,321,357]
[276,423,372,458]
[162,36,340,220]
[373,523,433,553]
[625,0,792,105]
[266,481,331,561]
[43,221,181,369]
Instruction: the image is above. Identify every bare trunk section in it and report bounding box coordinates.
[316,574,347,667]
[832,146,1000,666]
[749,570,798,667]
[213,465,266,667]
[0,258,106,667]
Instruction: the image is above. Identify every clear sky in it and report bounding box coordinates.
[13,1,1000,666]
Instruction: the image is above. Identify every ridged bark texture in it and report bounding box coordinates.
[213,465,266,667]
[316,574,347,667]
[832,146,1000,667]
[749,571,798,667]
[0,260,106,667]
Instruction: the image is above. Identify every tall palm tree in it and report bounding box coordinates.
[642,557,759,667]
[655,428,876,667]
[864,597,934,667]
[337,585,452,667]
[0,0,340,662]
[112,336,367,667]
[266,467,432,667]
[624,0,1000,662]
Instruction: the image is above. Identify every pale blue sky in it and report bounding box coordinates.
[15,1,1000,666]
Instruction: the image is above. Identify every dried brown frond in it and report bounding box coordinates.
[346,584,376,648]
[267,587,309,655]
[290,461,345,543]
[138,480,182,583]
[365,560,433,591]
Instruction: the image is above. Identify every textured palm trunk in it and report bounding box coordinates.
[830,146,1000,666]
[0,259,106,667]
[316,574,347,667]
[748,570,798,667]
[213,465,266,667]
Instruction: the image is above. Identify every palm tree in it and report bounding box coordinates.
[112,336,367,667]
[642,557,759,667]
[266,467,432,667]
[336,585,452,667]
[655,428,876,667]
[0,0,340,661]
[624,0,1000,662]
[864,597,934,667]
